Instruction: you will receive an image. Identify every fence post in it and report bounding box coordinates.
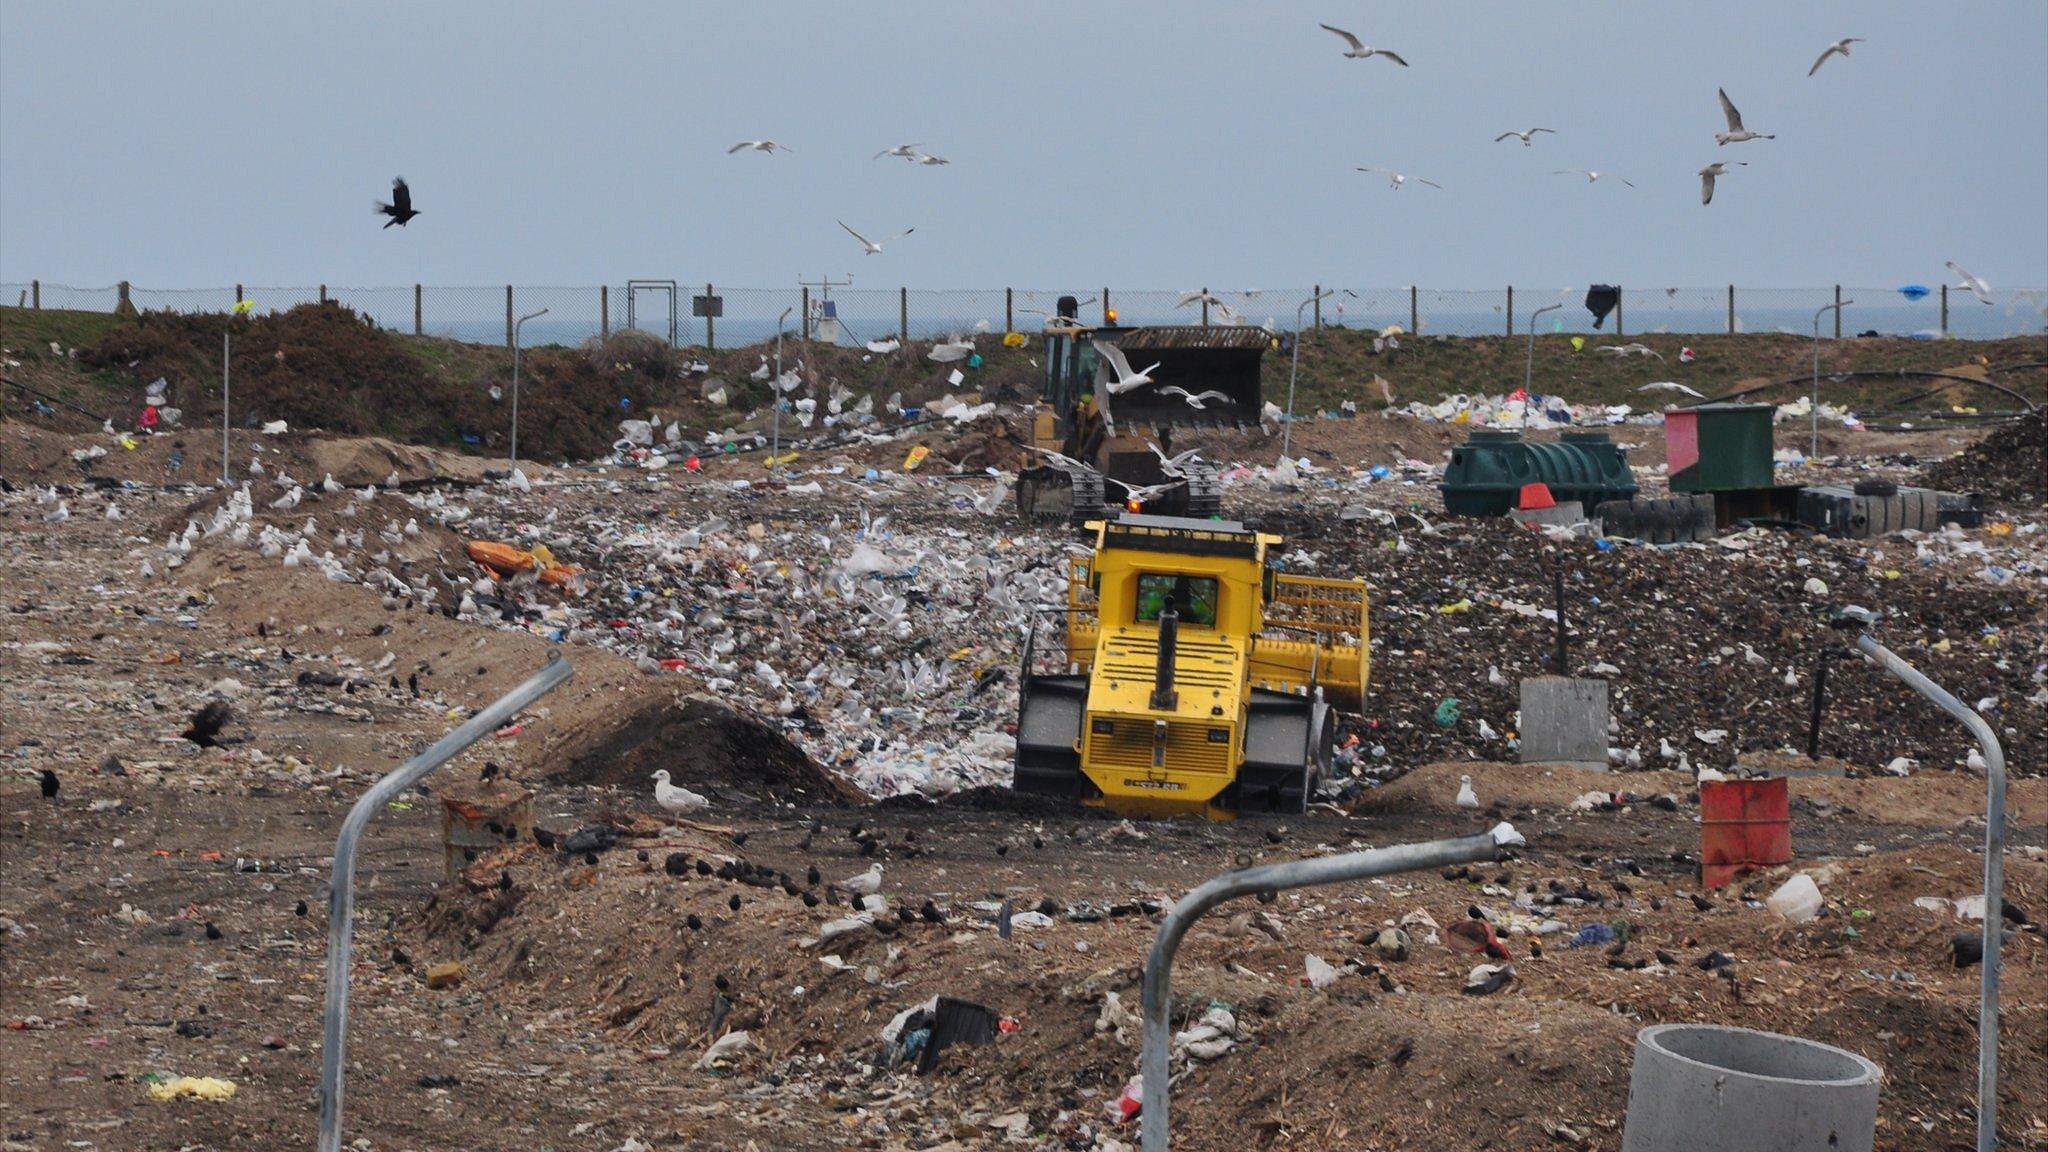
[899,287,908,341]
[234,284,243,306]
[1727,285,1735,335]
[800,287,810,340]
[1940,284,1949,336]
[413,285,422,335]
[1409,286,1418,334]
[1103,287,1111,324]
[505,286,514,348]
[32,279,40,309]
[600,285,609,338]
[1313,285,1321,329]
[319,284,327,305]
[1505,285,1513,336]
[1834,285,1842,338]
[1005,287,1014,333]
[116,280,134,317]
[705,283,715,350]
[1615,285,1624,338]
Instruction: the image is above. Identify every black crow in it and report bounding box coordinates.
[375,178,419,228]
[183,701,231,747]
[40,769,58,800]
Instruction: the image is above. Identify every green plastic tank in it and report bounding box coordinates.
[1666,403,1776,493]
[1440,429,1639,516]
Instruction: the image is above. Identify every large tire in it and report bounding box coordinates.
[1598,496,1714,544]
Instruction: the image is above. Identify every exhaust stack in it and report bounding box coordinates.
[1151,600,1180,711]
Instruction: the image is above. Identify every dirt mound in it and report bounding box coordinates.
[1920,410,2047,508]
[544,690,864,805]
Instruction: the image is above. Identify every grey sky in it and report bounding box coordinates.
[4,0,2044,291]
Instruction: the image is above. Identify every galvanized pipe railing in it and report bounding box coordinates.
[1854,635,2006,1152]
[1139,822,1528,1151]
[317,655,574,1152]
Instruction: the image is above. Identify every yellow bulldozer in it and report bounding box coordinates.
[1013,513,1369,818]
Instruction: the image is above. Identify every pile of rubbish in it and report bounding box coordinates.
[1921,410,2047,508]
[1392,392,1656,429]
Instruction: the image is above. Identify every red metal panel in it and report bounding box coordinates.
[1666,409,1701,480]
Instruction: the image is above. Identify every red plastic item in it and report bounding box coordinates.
[1699,777,1791,888]
[1517,482,1556,510]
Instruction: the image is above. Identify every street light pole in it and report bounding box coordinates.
[1523,302,1564,432]
[510,308,549,469]
[1810,299,1852,459]
[1282,289,1338,458]
[771,306,794,471]
[221,328,232,485]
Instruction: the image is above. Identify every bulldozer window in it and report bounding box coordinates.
[1135,573,1218,627]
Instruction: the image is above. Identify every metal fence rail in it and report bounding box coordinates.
[6,280,2043,348]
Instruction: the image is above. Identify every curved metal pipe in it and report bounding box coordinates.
[1139,822,1527,1151]
[1698,369,2041,414]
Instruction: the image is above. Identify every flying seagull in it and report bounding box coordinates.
[1638,381,1706,398]
[1494,128,1556,146]
[1319,25,1408,65]
[1808,37,1864,76]
[1715,89,1775,145]
[374,178,419,228]
[1553,169,1634,187]
[873,143,922,160]
[1698,161,1745,205]
[728,140,791,154]
[838,220,914,255]
[1095,340,1161,393]
[1356,167,1441,190]
[1159,386,1234,409]
[913,153,950,166]
[1945,261,1994,305]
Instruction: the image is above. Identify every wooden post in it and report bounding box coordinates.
[1005,287,1013,333]
[31,279,40,309]
[704,283,715,349]
[899,286,908,341]
[600,285,609,338]
[1940,284,1949,335]
[505,286,514,348]
[1834,285,1842,338]
[1615,285,1624,338]
[1103,287,1111,323]
[1506,285,1514,336]
[1409,285,1418,334]
[413,284,422,335]
[1313,285,1321,329]
[800,287,810,340]
[1727,285,1735,335]
[319,284,327,305]
[235,284,243,305]
[116,280,133,317]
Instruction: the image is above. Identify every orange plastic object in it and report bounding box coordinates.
[536,564,580,587]
[1517,482,1556,510]
[1699,777,1791,889]
[466,541,537,575]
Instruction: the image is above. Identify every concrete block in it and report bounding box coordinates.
[1623,1024,1880,1152]
[1508,500,1585,528]
[1519,676,1608,771]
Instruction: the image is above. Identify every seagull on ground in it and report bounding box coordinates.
[1488,665,1508,687]
[1319,25,1408,65]
[1554,169,1634,187]
[1095,340,1161,393]
[1159,386,1233,409]
[1946,261,1994,306]
[728,140,791,154]
[1639,381,1705,398]
[1698,161,1745,205]
[873,143,921,160]
[651,770,709,815]
[838,220,914,255]
[1356,167,1441,189]
[1455,775,1480,809]
[1808,38,1864,76]
[1715,89,1775,145]
[1495,128,1556,145]
[840,863,884,896]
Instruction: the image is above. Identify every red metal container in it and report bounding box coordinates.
[1699,777,1791,889]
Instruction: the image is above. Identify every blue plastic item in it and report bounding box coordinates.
[1897,285,1930,301]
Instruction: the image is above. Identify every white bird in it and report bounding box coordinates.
[1625,747,1643,769]
[873,143,921,160]
[1638,381,1706,398]
[1741,643,1766,666]
[1659,737,1680,761]
[260,419,289,435]
[838,220,913,255]
[1103,477,1180,506]
[1715,89,1774,145]
[1024,446,1094,473]
[1596,343,1663,358]
[840,863,884,896]
[1176,290,1225,309]
[1147,442,1205,476]
[1553,169,1633,187]
[1158,386,1233,409]
[1883,756,1916,776]
[651,770,709,815]
[1319,24,1408,65]
[1455,775,1480,809]
[913,153,949,166]
[320,473,343,493]
[1495,128,1556,145]
[1967,747,1987,772]
[1488,665,1508,687]
[1698,161,1746,204]
[1808,37,1864,76]
[1946,261,1994,306]
[269,486,303,511]
[1356,167,1440,189]
[105,502,123,521]
[43,501,69,522]
[1477,719,1499,741]
[728,140,791,154]
[1094,341,1161,393]
[1783,666,1800,687]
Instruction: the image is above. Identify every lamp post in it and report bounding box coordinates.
[1282,289,1338,457]
[1523,302,1564,431]
[509,307,549,468]
[771,306,794,471]
[1810,299,1852,458]
[221,327,232,485]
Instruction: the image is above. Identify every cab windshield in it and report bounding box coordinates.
[1135,573,1218,626]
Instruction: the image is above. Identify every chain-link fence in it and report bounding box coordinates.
[6,280,2042,348]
